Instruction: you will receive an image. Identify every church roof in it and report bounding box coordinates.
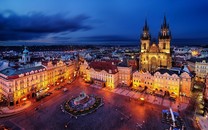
[118,58,129,67]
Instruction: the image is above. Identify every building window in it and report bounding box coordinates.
[163,43,166,49]
[143,43,146,50]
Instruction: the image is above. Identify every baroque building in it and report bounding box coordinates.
[133,66,193,97]
[0,48,76,106]
[81,60,132,89]
[140,16,172,72]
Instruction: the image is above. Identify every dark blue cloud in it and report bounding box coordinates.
[1,0,208,45]
[0,11,92,40]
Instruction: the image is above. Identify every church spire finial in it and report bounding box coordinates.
[143,19,148,31]
[163,15,167,27]
[141,18,150,40]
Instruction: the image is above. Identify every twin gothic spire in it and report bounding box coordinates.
[141,16,171,40]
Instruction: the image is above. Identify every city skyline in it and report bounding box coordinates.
[0,0,208,45]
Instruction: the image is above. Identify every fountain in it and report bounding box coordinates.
[64,91,103,116]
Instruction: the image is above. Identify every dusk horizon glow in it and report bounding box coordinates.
[0,0,208,45]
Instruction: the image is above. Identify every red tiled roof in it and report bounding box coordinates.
[102,59,121,65]
[89,61,118,74]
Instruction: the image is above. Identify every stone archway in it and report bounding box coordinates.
[27,94,30,99]
[150,57,157,71]
[165,91,170,96]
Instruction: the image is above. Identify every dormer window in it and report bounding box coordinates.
[109,70,112,74]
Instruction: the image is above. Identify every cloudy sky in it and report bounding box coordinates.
[0,0,208,45]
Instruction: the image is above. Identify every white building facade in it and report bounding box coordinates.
[195,60,208,82]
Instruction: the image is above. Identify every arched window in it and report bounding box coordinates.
[163,43,166,49]
[143,43,146,50]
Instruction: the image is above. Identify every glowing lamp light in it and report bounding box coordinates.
[140,97,144,101]
[22,97,27,101]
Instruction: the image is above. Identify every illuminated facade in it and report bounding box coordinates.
[0,59,75,106]
[86,61,119,89]
[205,75,208,100]
[132,68,192,97]
[84,60,134,88]
[117,60,132,86]
[179,71,192,97]
[195,60,208,82]
[133,70,153,89]
[140,17,172,72]
[80,60,89,77]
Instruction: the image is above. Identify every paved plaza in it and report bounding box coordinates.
[0,77,198,130]
[90,84,190,111]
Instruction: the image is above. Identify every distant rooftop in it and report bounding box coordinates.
[187,57,208,63]
[118,58,129,67]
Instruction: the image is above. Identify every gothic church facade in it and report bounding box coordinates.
[139,16,172,72]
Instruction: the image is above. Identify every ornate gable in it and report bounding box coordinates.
[149,43,159,53]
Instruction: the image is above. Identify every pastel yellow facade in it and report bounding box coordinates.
[88,68,119,89]
[133,71,153,89]
[0,60,75,106]
[154,72,180,96]
[132,70,192,97]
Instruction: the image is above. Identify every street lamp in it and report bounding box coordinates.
[140,97,145,105]
[22,97,27,105]
[140,97,144,101]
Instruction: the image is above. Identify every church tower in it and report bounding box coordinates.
[21,46,30,64]
[140,19,151,53]
[139,16,172,72]
[158,16,171,53]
